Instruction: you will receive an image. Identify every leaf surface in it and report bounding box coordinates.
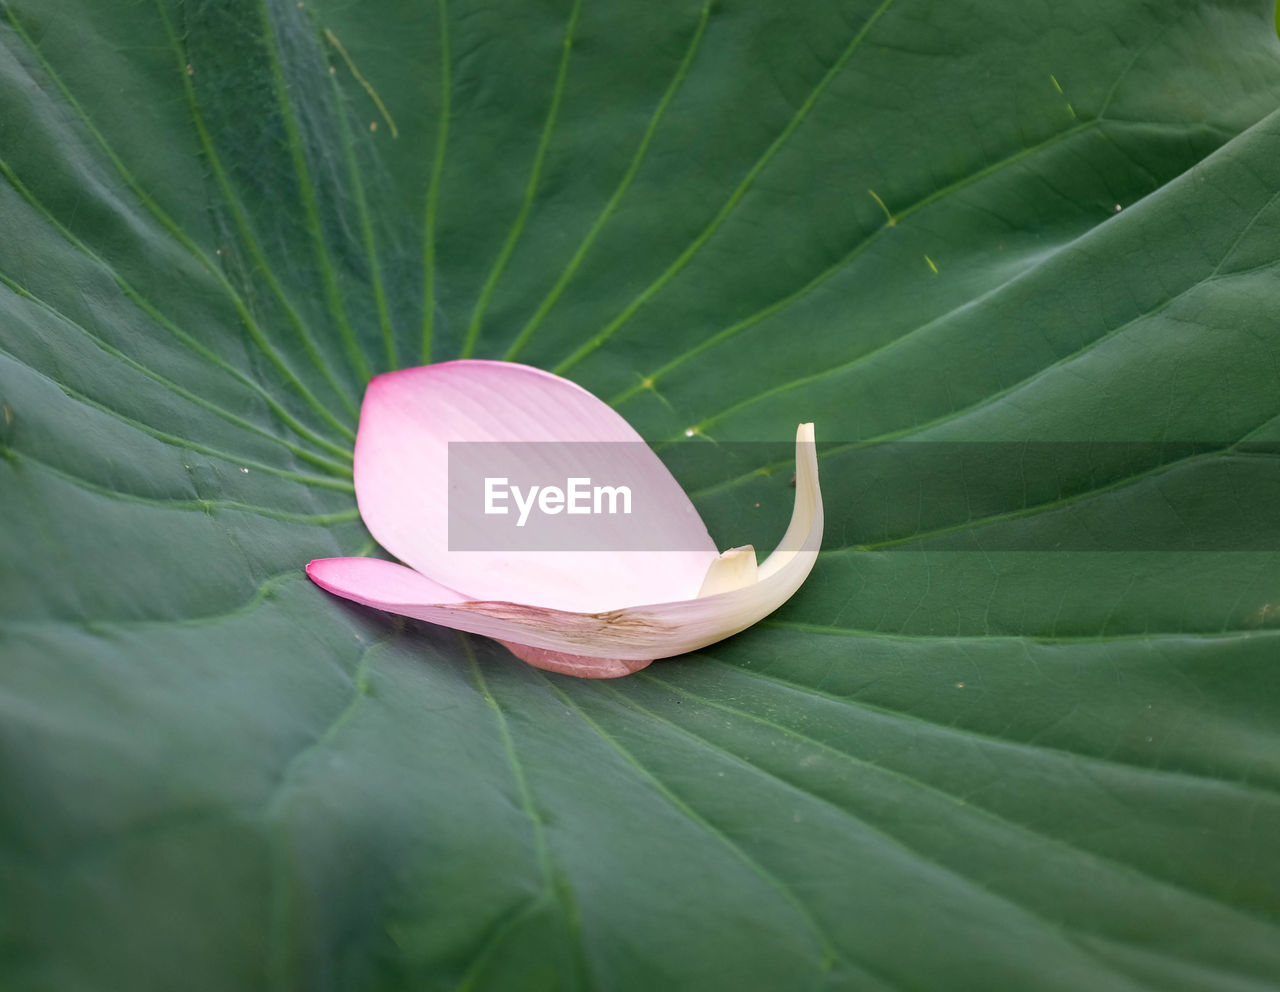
[2,0,1280,988]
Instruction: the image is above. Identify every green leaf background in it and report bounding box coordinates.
[3,0,1280,988]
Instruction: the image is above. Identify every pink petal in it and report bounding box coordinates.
[307,423,822,677]
[353,361,717,613]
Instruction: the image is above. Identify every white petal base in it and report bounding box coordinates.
[498,641,653,679]
[697,545,758,597]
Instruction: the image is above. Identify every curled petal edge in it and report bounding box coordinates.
[307,424,821,675]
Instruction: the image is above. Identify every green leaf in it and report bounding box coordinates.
[3,0,1280,988]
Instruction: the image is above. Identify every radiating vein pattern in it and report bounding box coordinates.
[2,0,1280,990]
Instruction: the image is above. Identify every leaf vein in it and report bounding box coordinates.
[552,0,901,375]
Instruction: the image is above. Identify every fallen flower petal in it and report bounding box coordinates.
[307,360,822,678]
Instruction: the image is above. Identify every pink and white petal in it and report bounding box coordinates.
[307,556,660,661]
[451,423,822,662]
[306,558,648,675]
[306,557,661,671]
[307,425,822,673]
[354,361,717,613]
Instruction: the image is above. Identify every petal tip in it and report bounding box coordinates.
[305,557,338,589]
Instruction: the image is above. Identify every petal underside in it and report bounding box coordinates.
[499,641,653,679]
